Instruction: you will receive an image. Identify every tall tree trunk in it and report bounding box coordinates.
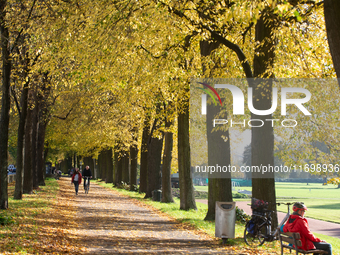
[37,121,46,185]
[37,72,51,185]
[31,94,39,190]
[73,153,77,169]
[76,155,81,169]
[100,151,107,182]
[324,0,340,80]
[14,79,29,199]
[97,153,102,179]
[105,148,114,183]
[139,116,150,193]
[122,151,129,184]
[252,13,277,230]
[0,11,11,209]
[178,88,197,210]
[92,159,97,180]
[115,149,122,185]
[199,40,232,220]
[145,119,164,198]
[161,118,174,203]
[23,99,33,194]
[130,141,138,191]
[204,102,232,220]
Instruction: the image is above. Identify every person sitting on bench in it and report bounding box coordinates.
[283,202,332,255]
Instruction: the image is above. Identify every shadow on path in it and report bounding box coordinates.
[66,179,244,254]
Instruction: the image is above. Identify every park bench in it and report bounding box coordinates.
[278,229,328,254]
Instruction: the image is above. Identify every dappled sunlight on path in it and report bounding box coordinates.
[66,179,251,254]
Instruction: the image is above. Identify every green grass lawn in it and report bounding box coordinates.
[97,181,340,254]
[195,182,340,224]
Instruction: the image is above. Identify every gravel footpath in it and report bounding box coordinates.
[66,179,243,254]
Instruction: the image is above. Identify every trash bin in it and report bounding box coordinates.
[215,201,236,242]
[152,189,162,201]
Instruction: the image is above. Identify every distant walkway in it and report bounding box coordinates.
[197,200,340,238]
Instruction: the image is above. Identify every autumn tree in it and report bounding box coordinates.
[324,0,340,79]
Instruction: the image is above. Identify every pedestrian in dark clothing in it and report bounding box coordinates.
[82,165,92,190]
[71,168,82,195]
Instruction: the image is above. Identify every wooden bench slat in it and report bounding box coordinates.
[281,232,300,239]
[280,235,302,247]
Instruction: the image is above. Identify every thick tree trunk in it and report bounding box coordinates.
[14,80,29,199]
[161,119,174,203]
[76,155,81,169]
[145,119,163,198]
[0,16,11,209]
[37,121,46,186]
[105,148,114,183]
[204,102,232,220]
[130,142,138,191]
[23,101,33,194]
[100,150,107,182]
[73,153,77,169]
[252,14,277,229]
[31,94,39,189]
[114,149,122,185]
[324,0,340,80]
[37,72,51,184]
[92,159,97,180]
[178,91,197,210]
[139,117,150,193]
[199,40,232,220]
[122,151,130,184]
[97,153,102,179]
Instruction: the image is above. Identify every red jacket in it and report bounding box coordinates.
[283,214,321,250]
[71,172,82,184]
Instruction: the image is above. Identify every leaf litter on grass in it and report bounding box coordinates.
[0,179,85,254]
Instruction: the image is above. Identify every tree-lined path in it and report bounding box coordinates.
[62,178,243,254]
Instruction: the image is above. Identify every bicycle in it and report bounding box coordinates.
[83,176,91,194]
[244,197,293,247]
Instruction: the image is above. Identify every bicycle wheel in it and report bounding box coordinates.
[244,220,267,246]
[85,184,89,194]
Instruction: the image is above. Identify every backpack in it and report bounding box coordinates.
[247,219,255,234]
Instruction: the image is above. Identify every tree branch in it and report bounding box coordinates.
[53,107,73,120]
[11,86,21,116]
[242,22,254,44]
[11,0,37,53]
[205,27,253,78]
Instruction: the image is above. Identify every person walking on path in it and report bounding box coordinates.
[283,202,332,255]
[71,168,82,195]
[82,165,92,191]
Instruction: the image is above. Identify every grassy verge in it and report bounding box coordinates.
[0,179,58,253]
[0,178,83,254]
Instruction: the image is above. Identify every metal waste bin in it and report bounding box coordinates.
[152,189,162,201]
[215,201,236,242]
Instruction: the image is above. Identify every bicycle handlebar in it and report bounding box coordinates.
[276,202,294,206]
